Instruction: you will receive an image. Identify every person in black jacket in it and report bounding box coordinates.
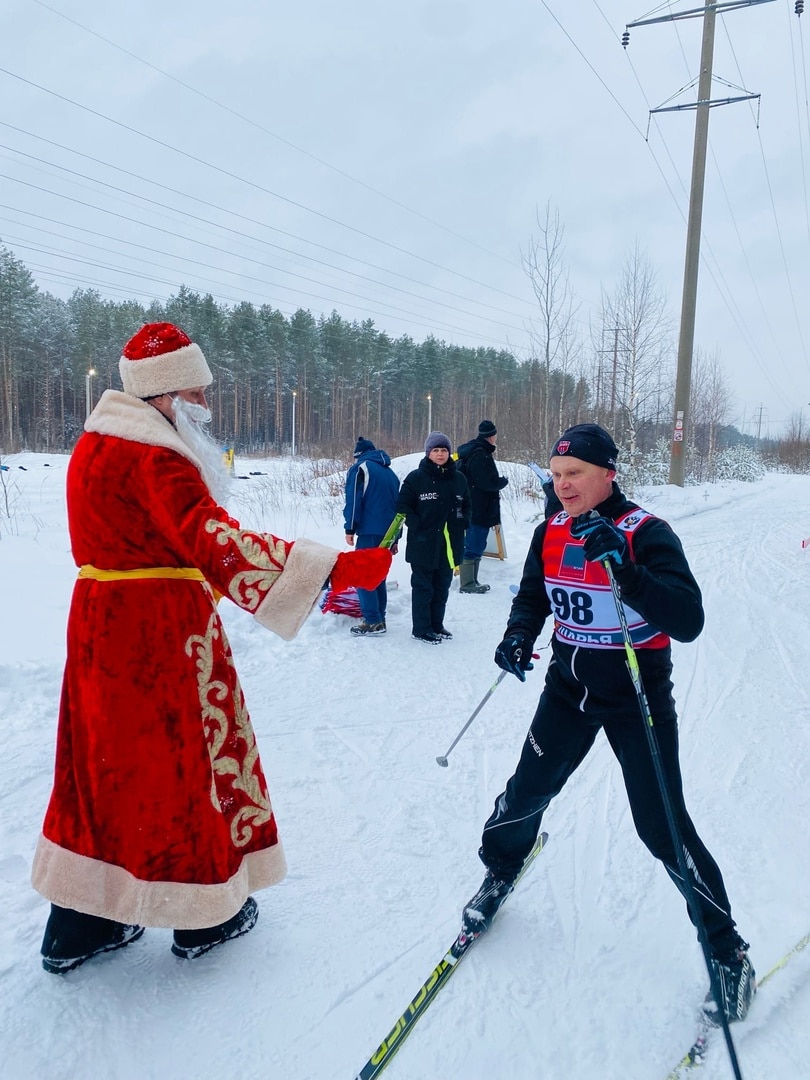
[396,431,471,644]
[460,423,755,1026]
[455,420,508,593]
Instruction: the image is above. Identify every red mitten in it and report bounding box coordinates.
[330,547,392,594]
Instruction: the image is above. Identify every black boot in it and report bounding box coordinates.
[702,939,756,1024]
[461,870,515,937]
[172,896,259,959]
[41,904,144,974]
[473,559,491,592]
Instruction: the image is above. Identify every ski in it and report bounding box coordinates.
[666,931,810,1077]
[352,832,549,1080]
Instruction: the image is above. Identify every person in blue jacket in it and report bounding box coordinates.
[343,438,401,636]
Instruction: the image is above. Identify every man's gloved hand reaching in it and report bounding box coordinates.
[570,513,629,569]
[494,634,535,682]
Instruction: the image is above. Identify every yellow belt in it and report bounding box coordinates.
[78,565,206,582]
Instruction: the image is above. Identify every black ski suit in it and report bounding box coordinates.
[480,482,741,958]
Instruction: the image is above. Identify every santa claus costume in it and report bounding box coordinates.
[32,323,389,971]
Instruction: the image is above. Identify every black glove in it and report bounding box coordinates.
[498,476,509,490]
[494,634,535,682]
[570,513,629,568]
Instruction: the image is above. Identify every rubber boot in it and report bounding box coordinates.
[473,559,491,592]
[460,560,488,593]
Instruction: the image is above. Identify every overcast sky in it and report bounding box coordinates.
[1,0,807,436]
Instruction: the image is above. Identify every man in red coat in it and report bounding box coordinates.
[31,322,390,973]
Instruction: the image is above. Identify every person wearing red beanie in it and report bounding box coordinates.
[32,322,390,973]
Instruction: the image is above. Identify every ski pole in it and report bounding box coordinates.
[436,670,508,767]
[436,649,538,767]
[601,548,744,1080]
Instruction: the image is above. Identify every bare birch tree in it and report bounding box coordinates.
[600,245,674,460]
[689,348,732,480]
[522,203,581,447]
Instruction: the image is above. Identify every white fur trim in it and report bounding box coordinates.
[254,537,338,640]
[32,834,286,929]
[119,341,212,398]
[85,390,204,472]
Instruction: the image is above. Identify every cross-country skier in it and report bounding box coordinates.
[461,422,755,1025]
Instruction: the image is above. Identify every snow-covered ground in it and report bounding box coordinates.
[1,452,808,1080]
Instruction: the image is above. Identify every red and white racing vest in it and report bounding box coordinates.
[542,509,670,650]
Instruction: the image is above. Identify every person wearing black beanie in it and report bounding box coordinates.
[353,437,376,459]
[455,420,508,593]
[343,437,401,636]
[459,422,755,1027]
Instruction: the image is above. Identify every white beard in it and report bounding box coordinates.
[172,397,232,506]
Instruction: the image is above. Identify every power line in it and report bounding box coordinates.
[719,16,810,370]
[0,149,528,336]
[0,65,533,305]
[587,0,794,409]
[2,231,522,347]
[30,0,524,272]
[0,122,531,322]
[651,7,798,392]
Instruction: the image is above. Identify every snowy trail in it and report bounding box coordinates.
[2,457,809,1080]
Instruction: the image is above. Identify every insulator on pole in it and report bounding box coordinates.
[796,0,804,16]
[622,29,631,48]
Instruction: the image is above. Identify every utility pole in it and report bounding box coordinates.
[596,327,622,431]
[669,2,716,486]
[756,402,765,439]
[624,0,774,486]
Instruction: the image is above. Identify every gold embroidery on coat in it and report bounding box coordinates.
[185,612,273,846]
[204,520,288,610]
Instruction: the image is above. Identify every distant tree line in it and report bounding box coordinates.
[1,239,786,479]
[1,244,583,459]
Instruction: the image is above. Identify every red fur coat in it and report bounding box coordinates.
[32,391,339,929]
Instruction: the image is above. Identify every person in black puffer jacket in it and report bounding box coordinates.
[396,431,471,643]
[455,419,508,593]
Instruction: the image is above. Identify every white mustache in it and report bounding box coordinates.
[173,399,212,425]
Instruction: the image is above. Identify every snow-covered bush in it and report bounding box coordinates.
[714,444,766,482]
[623,438,671,488]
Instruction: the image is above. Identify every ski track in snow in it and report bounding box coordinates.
[2,455,809,1080]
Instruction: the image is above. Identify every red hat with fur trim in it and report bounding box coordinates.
[119,322,213,399]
